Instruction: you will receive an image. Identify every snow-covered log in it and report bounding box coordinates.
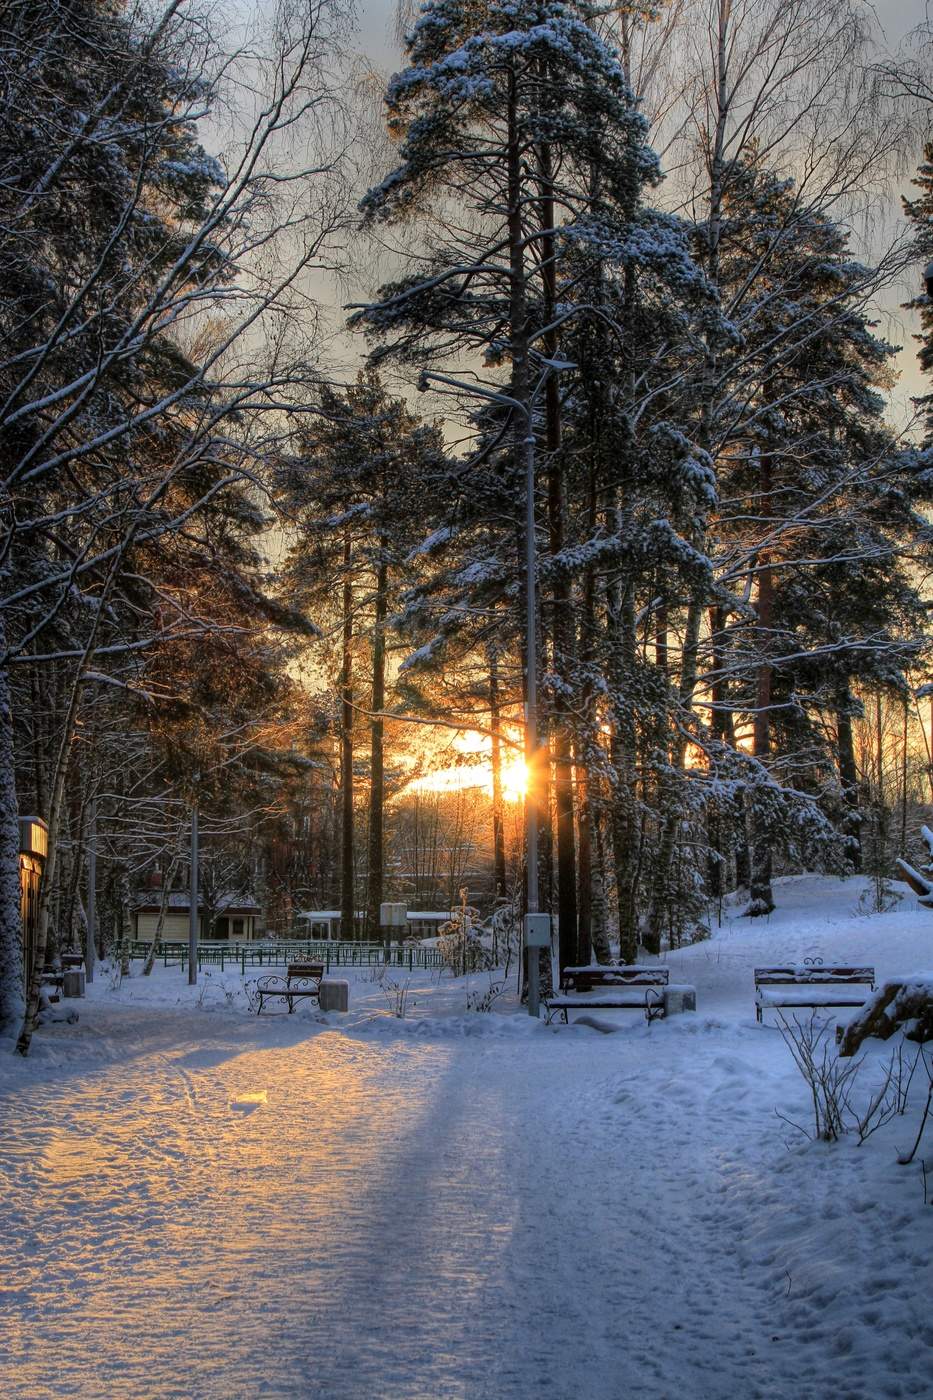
[838,978,933,1056]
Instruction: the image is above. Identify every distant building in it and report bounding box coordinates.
[132,890,261,941]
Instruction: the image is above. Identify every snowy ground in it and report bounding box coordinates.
[1,875,932,1399]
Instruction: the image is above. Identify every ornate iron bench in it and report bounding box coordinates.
[754,960,875,1023]
[544,965,671,1023]
[255,961,324,1014]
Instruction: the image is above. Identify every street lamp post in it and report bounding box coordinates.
[188,805,199,986]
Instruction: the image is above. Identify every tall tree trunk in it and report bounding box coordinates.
[574,455,600,965]
[488,645,507,899]
[609,580,640,963]
[547,475,578,973]
[575,743,591,965]
[646,587,706,947]
[707,605,728,901]
[0,637,24,1033]
[538,101,577,974]
[507,78,550,999]
[746,452,775,917]
[17,538,127,1053]
[836,685,862,872]
[143,853,180,975]
[654,601,668,674]
[900,699,908,861]
[340,531,355,939]
[366,554,388,938]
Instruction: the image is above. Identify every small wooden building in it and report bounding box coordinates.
[132,891,261,941]
[19,816,48,987]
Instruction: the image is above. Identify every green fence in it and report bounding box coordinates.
[127,939,444,975]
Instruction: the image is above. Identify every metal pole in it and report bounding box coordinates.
[85,797,96,985]
[188,806,198,986]
[524,416,541,1018]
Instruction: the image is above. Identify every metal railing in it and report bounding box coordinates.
[127,939,443,974]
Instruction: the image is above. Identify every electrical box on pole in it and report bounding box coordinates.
[523,913,551,948]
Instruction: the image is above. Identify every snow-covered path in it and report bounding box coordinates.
[3,997,930,1399]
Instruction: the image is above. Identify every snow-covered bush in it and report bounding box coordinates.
[438,893,490,976]
[776,1013,925,1145]
[483,900,521,973]
[381,972,412,1018]
[465,977,506,1013]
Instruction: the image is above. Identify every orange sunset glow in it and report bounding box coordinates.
[408,732,528,802]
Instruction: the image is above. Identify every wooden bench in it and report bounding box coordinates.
[544,965,670,1024]
[255,962,325,1014]
[39,969,65,1002]
[754,962,875,1023]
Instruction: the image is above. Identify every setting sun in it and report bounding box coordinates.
[407,732,528,802]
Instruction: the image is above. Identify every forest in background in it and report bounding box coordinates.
[6,0,933,1049]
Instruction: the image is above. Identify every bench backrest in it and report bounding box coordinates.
[754,965,874,986]
[288,962,325,979]
[561,965,670,992]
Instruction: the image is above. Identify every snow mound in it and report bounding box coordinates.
[229,1091,267,1112]
[352,1012,550,1040]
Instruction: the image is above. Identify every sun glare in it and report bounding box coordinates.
[408,733,528,803]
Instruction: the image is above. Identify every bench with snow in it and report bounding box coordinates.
[255,961,324,1014]
[544,966,695,1024]
[754,964,875,1024]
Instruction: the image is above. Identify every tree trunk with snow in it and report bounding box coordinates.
[746,453,775,918]
[340,531,355,939]
[488,647,507,900]
[836,688,862,872]
[366,555,388,939]
[0,642,23,1033]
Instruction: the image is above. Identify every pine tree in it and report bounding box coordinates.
[354,0,715,966]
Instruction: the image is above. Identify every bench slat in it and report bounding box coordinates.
[754,965,875,1023]
[754,966,874,984]
[561,966,669,992]
[547,994,655,1007]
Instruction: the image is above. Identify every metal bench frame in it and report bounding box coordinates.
[754,958,875,1024]
[255,963,324,1014]
[544,966,670,1024]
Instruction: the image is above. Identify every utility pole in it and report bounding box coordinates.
[85,797,96,985]
[523,419,543,1017]
[188,805,198,986]
[421,374,552,1014]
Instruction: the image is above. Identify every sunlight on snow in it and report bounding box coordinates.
[229,1091,267,1112]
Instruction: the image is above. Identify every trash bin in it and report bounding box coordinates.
[319,978,349,1012]
[61,955,86,998]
